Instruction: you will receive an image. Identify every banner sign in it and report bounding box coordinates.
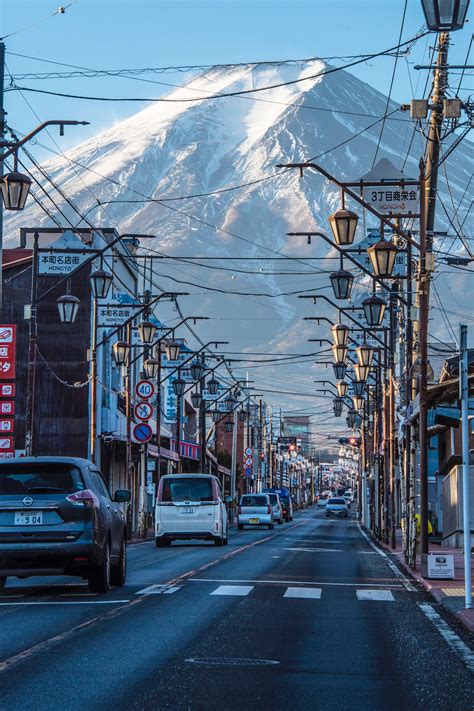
[37,230,93,275]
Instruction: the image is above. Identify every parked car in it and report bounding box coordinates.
[0,457,130,593]
[317,495,328,508]
[279,495,293,522]
[343,491,353,507]
[155,474,228,546]
[325,497,349,518]
[238,494,274,530]
[268,493,284,524]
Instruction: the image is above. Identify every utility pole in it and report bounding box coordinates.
[460,324,472,610]
[199,354,206,473]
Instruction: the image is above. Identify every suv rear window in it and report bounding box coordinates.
[241,495,268,507]
[0,464,85,495]
[161,477,214,503]
[328,498,346,505]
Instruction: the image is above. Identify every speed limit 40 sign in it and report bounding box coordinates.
[135,380,155,399]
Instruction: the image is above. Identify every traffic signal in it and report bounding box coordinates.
[338,436,361,447]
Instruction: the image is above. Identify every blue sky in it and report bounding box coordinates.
[2,0,472,155]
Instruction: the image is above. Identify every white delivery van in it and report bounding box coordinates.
[155,474,228,547]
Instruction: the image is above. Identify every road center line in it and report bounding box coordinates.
[189,578,404,588]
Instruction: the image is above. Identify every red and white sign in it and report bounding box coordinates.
[135,380,155,400]
[0,401,14,416]
[0,383,15,398]
[0,452,14,459]
[132,422,153,444]
[0,325,16,380]
[244,447,254,457]
[244,457,253,467]
[134,401,153,422]
[0,420,13,433]
[0,436,14,451]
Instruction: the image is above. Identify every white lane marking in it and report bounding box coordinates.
[60,592,98,597]
[357,522,416,592]
[190,578,403,588]
[0,600,129,606]
[135,584,181,595]
[284,547,342,553]
[210,585,254,597]
[284,587,322,599]
[356,589,395,601]
[418,603,474,672]
[272,556,281,558]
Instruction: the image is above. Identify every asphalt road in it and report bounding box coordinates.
[1,507,473,710]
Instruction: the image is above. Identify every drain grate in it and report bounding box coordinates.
[185,657,279,667]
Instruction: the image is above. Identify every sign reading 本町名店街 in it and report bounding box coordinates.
[37,230,93,275]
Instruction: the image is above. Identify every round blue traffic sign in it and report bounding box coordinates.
[244,467,253,477]
[132,422,153,443]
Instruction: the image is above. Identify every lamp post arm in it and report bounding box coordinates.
[0,120,90,161]
[302,298,386,347]
[127,316,210,369]
[159,342,230,385]
[278,164,420,251]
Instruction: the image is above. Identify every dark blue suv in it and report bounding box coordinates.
[0,457,130,593]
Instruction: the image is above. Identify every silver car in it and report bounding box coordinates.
[237,494,274,530]
[267,493,284,524]
[325,497,349,518]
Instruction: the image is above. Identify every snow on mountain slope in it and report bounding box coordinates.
[5,61,472,431]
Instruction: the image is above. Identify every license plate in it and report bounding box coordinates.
[179,507,194,515]
[249,518,260,524]
[14,511,43,525]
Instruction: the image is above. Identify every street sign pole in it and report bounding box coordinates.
[460,324,472,610]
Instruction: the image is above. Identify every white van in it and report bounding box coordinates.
[155,474,228,547]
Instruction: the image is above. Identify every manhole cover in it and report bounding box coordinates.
[185,658,279,667]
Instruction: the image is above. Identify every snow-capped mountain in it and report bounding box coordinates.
[6,62,472,432]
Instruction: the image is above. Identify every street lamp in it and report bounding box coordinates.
[352,380,365,397]
[165,340,181,361]
[352,395,364,411]
[367,237,398,278]
[238,409,247,423]
[346,408,357,428]
[225,394,236,411]
[354,363,371,382]
[330,268,354,300]
[333,398,344,417]
[331,323,350,347]
[328,208,358,246]
[137,320,157,345]
[224,419,234,433]
[332,344,348,363]
[336,380,349,398]
[1,170,32,211]
[207,377,220,395]
[90,268,113,300]
[356,343,375,367]
[144,357,160,379]
[191,392,202,409]
[420,0,470,30]
[56,294,81,324]
[172,377,187,397]
[112,340,131,366]
[190,361,205,381]
[333,362,347,380]
[211,407,221,422]
[362,294,386,327]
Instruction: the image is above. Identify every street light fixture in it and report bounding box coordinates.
[90,268,113,300]
[354,363,371,382]
[352,395,364,411]
[336,380,349,398]
[225,394,236,411]
[172,377,187,397]
[420,0,470,30]
[144,357,160,379]
[362,294,386,327]
[332,344,348,363]
[112,340,131,366]
[211,407,221,422]
[191,392,202,409]
[333,398,344,417]
[346,408,357,428]
[330,268,354,300]
[56,294,81,324]
[367,237,398,278]
[238,409,247,423]
[207,377,220,396]
[137,320,157,345]
[1,170,32,211]
[352,380,365,397]
[356,343,375,367]
[328,208,358,246]
[190,361,206,381]
[224,420,234,433]
[333,362,347,380]
[331,323,350,347]
[165,340,181,361]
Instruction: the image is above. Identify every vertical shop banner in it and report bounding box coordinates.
[0,325,16,455]
[0,325,16,380]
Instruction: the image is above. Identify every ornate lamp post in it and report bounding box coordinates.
[207,377,220,396]
[56,294,81,324]
[354,363,371,383]
[333,362,347,380]
[332,344,348,363]
[352,395,365,411]
[356,343,375,367]
[362,294,386,327]
[165,340,181,361]
[328,205,359,246]
[190,361,206,381]
[336,380,349,398]
[330,268,354,300]
[368,237,398,278]
[420,0,470,30]
[1,170,32,210]
[112,340,131,366]
[331,323,350,347]
[173,375,187,473]
[90,268,113,300]
[333,398,344,417]
[137,320,157,345]
[144,357,160,379]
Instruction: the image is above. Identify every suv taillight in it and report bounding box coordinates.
[238,506,242,514]
[267,505,272,514]
[66,489,100,508]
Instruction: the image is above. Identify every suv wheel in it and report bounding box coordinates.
[0,576,6,589]
[237,524,243,531]
[155,538,171,548]
[110,539,126,587]
[88,540,111,594]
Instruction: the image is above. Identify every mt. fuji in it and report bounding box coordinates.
[5,61,472,427]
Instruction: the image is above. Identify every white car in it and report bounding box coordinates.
[317,496,328,508]
[155,474,228,546]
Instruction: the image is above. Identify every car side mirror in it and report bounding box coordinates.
[114,489,131,503]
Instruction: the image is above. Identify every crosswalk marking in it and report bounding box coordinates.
[135,584,181,596]
[356,589,395,601]
[210,585,254,597]
[284,587,322,599]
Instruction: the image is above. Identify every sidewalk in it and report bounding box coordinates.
[375,528,474,633]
